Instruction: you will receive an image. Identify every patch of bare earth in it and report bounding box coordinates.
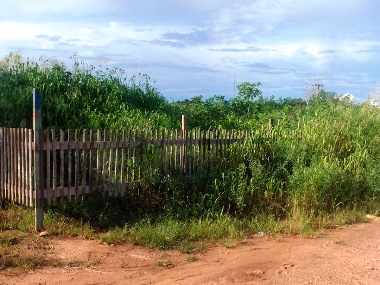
[1,218,379,285]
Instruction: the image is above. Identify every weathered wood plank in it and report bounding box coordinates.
[0,128,4,200]
[108,130,114,195]
[88,130,94,194]
[81,130,87,196]
[96,130,101,190]
[114,130,120,194]
[33,135,242,151]
[0,128,3,199]
[6,128,10,200]
[46,129,52,206]
[59,130,65,203]
[102,130,107,192]
[120,130,125,195]
[74,129,79,198]
[51,129,58,206]
[28,129,33,206]
[16,128,21,204]
[20,128,26,205]
[12,129,16,203]
[67,129,72,202]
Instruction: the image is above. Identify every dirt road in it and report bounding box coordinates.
[1,217,379,285]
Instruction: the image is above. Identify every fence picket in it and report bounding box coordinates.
[89,130,94,194]
[74,129,79,198]
[0,128,3,200]
[67,129,72,202]
[19,129,24,204]
[108,130,113,195]
[60,130,65,202]
[16,129,22,204]
[96,130,101,191]
[120,130,125,195]
[114,130,120,194]
[27,129,32,206]
[81,130,87,196]
[6,129,10,200]
[102,130,107,192]
[46,130,52,206]
[126,130,132,192]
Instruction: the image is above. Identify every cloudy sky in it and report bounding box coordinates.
[1,0,379,101]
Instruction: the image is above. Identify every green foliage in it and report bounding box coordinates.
[128,216,245,249]
[0,53,307,130]
[1,52,380,235]
[0,53,171,129]
[0,201,34,232]
[236,81,262,115]
[308,90,338,105]
[237,81,262,102]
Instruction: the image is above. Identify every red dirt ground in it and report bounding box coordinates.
[1,217,379,285]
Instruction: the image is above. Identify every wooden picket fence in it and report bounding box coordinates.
[0,128,33,206]
[0,126,250,204]
[0,90,273,230]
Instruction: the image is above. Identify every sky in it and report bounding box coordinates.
[1,0,379,102]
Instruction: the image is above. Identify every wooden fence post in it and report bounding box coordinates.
[181,115,187,174]
[33,89,44,231]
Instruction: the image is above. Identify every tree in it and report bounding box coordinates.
[236,81,262,114]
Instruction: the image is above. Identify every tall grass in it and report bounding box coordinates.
[0,53,174,129]
[1,53,380,239]
[53,102,380,229]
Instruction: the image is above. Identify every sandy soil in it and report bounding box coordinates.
[1,217,379,285]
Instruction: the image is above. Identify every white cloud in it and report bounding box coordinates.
[0,22,42,41]
[0,0,379,100]
[305,45,321,57]
[281,44,300,56]
[0,0,113,18]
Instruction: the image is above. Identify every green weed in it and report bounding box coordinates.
[1,53,380,259]
[157,259,174,268]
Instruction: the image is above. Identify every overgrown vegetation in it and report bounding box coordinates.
[1,53,380,270]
